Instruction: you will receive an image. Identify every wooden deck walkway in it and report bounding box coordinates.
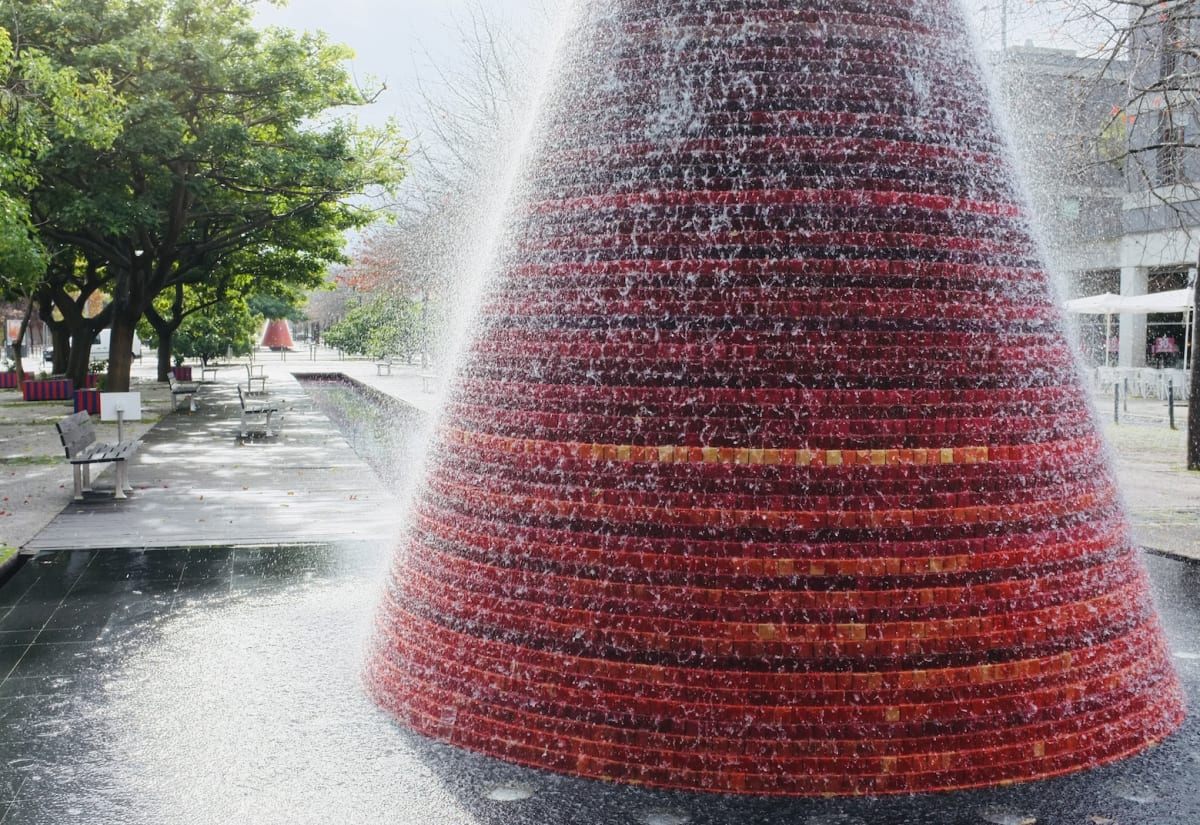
[23,375,405,553]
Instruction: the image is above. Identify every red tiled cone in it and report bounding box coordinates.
[260,319,294,350]
[368,0,1184,795]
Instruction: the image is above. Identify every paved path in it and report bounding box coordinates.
[10,349,1200,562]
[1103,406,1200,563]
[22,369,404,553]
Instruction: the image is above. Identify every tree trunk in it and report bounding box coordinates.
[66,335,94,386]
[156,327,175,382]
[144,287,186,382]
[104,259,150,393]
[106,316,139,392]
[145,312,181,382]
[12,297,35,385]
[49,325,71,375]
[38,284,71,375]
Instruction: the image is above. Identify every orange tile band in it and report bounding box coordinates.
[441,426,1103,469]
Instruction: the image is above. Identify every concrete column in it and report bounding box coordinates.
[1120,266,1148,367]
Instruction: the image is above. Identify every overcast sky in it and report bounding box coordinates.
[254,0,1102,141]
[254,0,554,132]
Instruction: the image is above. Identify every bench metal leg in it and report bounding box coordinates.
[72,465,85,501]
[114,461,128,500]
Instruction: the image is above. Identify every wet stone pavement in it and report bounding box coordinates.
[0,365,1198,823]
[0,543,1197,824]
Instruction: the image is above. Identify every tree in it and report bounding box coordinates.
[331,1,551,372]
[165,296,256,364]
[247,292,305,324]
[14,0,407,390]
[302,273,354,343]
[36,250,113,377]
[0,17,119,379]
[339,218,455,367]
[323,292,421,360]
[141,220,337,378]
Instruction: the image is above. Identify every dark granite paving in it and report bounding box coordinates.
[3,372,1199,823]
[0,546,1198,825]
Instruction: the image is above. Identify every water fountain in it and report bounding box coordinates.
[368,0,1185,797]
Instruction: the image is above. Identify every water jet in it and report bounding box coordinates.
[368,0,1185,797]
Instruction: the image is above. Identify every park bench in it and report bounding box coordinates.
[168,369,200,411]
[237,383,282,438]
[420,372,438,393]
[55,410,140,501]
[245,363,267,395]
[375,356,393,375]
[200,364,220,382]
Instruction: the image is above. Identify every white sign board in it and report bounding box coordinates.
[100,392,142,421]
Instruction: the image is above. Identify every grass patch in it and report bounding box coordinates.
[0,455,62,466]
[0,546,16,567]
[1103,421,1187,452]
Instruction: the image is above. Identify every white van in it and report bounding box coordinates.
[91,329,143,360]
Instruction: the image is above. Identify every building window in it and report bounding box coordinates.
[1157,120,1186,185]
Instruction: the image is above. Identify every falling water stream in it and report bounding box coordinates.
[3,0,1200,822]
[369,0,1182,801]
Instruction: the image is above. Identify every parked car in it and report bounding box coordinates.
[91,329,143,361]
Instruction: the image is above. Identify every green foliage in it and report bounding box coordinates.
[9,0,409,389]
[142,286,256,361]
[1099,113,1128,172]
[323,293,422,359]
[0,193,45,295]
[0,22,119,299]
[248,293,304,323]
[173,301,256,362]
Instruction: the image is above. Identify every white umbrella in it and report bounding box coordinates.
[1114,288,1193,314]
[1064,292,1123,367]
[1120,289,1194,371]
[1064,292,1125,314]
[1066,289,1197,370]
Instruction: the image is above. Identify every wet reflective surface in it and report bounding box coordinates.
[0,546,1197,824]
[300,377,429,491]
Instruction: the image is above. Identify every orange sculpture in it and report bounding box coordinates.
[260,319,293,350]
